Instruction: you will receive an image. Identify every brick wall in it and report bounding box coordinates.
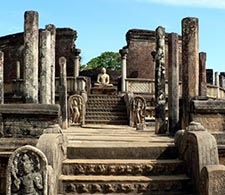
[0,28,77,82]
[125,29,182,80]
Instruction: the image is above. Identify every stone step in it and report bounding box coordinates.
[86,111,127,117]
[87,98,125,104]
[58,175,192,195]
[62,159,185,176]
[84,119,128,125]
[86,105,126,111]
[67,143,177,159]
[88,94,124,99]
[85,114,127,120]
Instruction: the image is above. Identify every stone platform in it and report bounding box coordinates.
[91,86,117,95]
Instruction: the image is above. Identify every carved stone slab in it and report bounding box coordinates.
[6,145,48,195]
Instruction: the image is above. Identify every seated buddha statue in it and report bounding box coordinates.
[94,67,113,87]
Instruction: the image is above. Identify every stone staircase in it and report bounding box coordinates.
[85,94,128,125]
[59,126,195,195]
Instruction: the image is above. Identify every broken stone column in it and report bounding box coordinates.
[24,11,39,103]
[168,33,179,135]
[199,52,207,97]
[154,26,167,134]
[206,69,213,85]
[215,72,220,99]
[0,51,4,104]
[220,75,225,88]
[59,57,68,129]
[40,30,51,104]
[45,24,56,104]
[74,48,81,92]
[120,48,128,92]
[182,17,199,129]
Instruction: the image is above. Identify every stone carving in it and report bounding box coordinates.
[76,183,88,193]
[67,163,157,175]
[175,122,219,193]
[104,183,115,193]
[90,184,102,193]
[63,181,187,194]
[7,145,48,195]
[68,94,84,125]
[154,26,167,134]
[94,67,113,87]
[132,96,146,130]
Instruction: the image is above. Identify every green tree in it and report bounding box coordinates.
[84,51,121,71]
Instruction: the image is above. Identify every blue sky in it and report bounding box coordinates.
[0,0,225,72]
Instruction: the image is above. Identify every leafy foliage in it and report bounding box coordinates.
[82,51,121,71]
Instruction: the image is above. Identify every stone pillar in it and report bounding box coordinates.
[0,52,4,104]
[40,30,51,104]
[154,26,167,134]
[120,48,128,92]
[16,61,20,79]
[24,11,39,103]
[74,48,81,92]
[215,72,220,99]
[220,75,225,88]
[45,24,56,104]
[168,33,179,135]
[206,69,213,85]
[59,57,68,129]
[182,17,199,129]
[199,52,207,96]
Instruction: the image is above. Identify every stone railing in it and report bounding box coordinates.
[207,84,225,99]
[125,78,183,97]
[175,122,221,194]
[125,78,225,99]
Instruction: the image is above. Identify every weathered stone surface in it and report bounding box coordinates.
[59,57,68,129]
[0,27,76,100]
[24,11,39,103]
[154,26,167,134]
[192,99,225,113]
[40,30,51,104]
[200,165,225,195]
[0,104,60,138]
[6,145,48,195]
[55,28,77,77]
[130,95,146,130]
[0,51,4,104]
[191,99,225,132]
[168,33,179,135]
[175,122,219,193]
[182,17,199,129]
[68,95,85,125]
[199,52,207,96]
[119,48,128,92]
[37,124,68,195]
[206,69,213,85]
[73,48,81,92]
[45,24,56,104]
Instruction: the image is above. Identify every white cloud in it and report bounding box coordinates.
[136,0,225,9]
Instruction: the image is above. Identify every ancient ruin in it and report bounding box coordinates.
[0,10,224,195]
